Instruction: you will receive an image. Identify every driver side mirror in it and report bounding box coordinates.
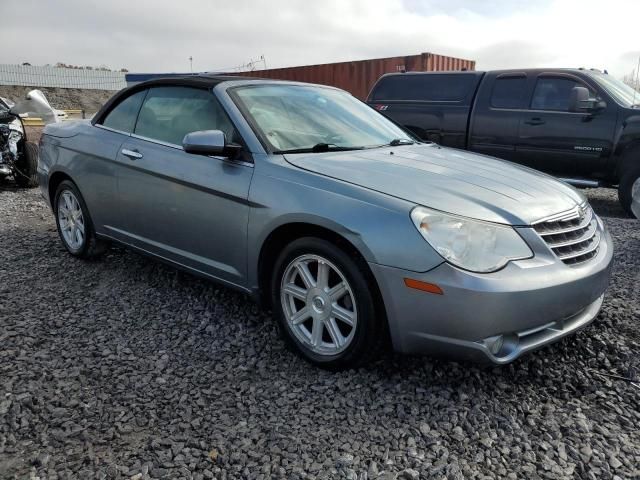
[569,86,606,113]
[182,130,242,158]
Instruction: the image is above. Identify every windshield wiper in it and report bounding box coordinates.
[275,143,366,154]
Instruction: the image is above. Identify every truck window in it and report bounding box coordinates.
[530,77,592,112]
[370,74,477,102]
[491,76,527,109]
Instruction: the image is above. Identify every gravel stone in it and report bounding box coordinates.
[398,468,419,479]
[1,184,639,479]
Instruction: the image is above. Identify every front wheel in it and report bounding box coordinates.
[54,180,107,258]
[619,164,640,218]
[271,237,386,370]
[13,142,39,188]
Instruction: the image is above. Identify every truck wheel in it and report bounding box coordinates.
[619,164,640,218]
[271,237,386,370]
[14,142,39,188]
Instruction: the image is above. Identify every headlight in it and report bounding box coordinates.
[410,206,532,273]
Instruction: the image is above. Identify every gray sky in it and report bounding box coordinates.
[1,0,639,78]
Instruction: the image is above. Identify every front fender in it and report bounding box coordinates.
[246,156,444,291]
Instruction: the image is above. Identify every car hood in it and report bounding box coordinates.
[284,144,586,225]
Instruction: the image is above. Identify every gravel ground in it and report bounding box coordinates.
[1,185,639,480]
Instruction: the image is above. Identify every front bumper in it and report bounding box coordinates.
[370,225,614,364]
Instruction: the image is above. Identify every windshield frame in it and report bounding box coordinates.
[227,82,419,154]
[585,71,640,108]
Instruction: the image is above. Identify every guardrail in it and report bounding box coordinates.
[22,118,45,126]
[21,109,87,127]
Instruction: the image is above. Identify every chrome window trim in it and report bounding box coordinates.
[95,124,132,137]
[131,133,182,150]
[94,124,253,168]
[130,133,254,168]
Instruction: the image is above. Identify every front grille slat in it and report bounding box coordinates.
[533,204,601,266]
[545,220,597,248]
[536,208,593,236]
[556,231,601,260]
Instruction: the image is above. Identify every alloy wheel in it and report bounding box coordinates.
[280,254,358,355]
[57,190,85,250]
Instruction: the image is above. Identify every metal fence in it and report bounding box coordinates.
[0,64,126,90]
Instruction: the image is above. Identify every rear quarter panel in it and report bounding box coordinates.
[377,103,471,148]
[39,121,125,230]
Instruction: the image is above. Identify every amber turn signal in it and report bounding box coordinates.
[403,278,443,295]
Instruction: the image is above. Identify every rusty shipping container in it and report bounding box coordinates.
[232,52,475,99]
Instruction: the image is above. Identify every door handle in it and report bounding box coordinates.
[524,118,546,126]
[121,148,143,160]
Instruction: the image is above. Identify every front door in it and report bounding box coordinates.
[111,86,254,287]
[516,74,616,177]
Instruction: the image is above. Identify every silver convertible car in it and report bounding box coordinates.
[38,76,613,369]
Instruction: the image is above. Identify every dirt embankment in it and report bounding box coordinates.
[1,86,118,144]
[0,86,116,115]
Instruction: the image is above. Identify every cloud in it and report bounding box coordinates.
[0,0,638,78]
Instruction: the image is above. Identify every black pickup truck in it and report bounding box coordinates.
[367,69,640,216]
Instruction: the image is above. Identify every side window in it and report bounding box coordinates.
[134,86,236,146]
[530,77,592,111]
[101,90,146,132]
[371,74,477,102]
[490,76,527,109]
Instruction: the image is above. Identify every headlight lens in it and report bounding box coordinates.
[410,206,532,273]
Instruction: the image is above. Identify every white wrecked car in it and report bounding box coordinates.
[0,89,59,187]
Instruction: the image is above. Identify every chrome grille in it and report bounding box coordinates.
[533,204,600,266]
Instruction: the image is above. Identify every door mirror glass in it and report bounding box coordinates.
[569,86,605,113]
[183,129,243,157]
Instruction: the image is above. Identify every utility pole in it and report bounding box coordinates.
[189,56,193,74]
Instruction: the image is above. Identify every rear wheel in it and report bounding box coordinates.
[619,164,640,218]
[271,237,385,370]
[54,180,107,258]
[14,142,39,188]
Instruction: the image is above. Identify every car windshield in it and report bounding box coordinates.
[587,72,640,108]
[231,84,415,153]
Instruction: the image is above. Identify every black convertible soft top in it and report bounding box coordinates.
[92,74,264,125]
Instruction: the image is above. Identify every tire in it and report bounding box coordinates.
[54,180,107,258]
[618,163,640,218]
[13,142,39,188]
[271,237,386,370]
